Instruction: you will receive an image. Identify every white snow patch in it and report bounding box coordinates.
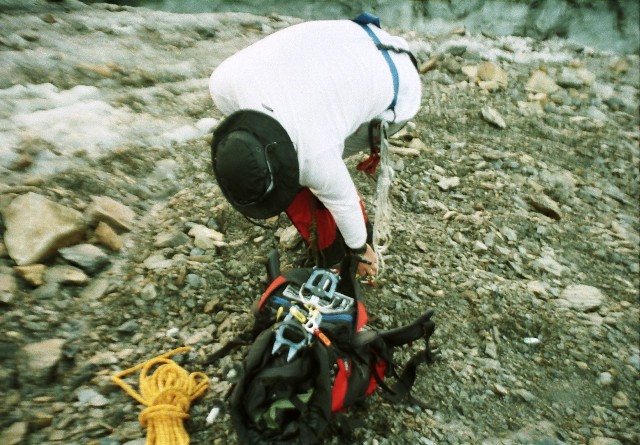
[1,82,215,175]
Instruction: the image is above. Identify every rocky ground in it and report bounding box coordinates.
[0,2,639,445]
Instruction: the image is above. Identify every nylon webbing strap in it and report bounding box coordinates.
[353,13,400,111]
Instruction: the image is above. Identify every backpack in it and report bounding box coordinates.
[206,251,436,445]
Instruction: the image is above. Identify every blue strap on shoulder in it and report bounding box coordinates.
[352,12,399,111]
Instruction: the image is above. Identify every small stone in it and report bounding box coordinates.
[0,273,17,300]
[437,176,460,191]
[597,371,613,386]
[13,264,46,287]
[140,283,157,300]
[87,351,119,366]
[79,278,111,300]
[48,430,67,441]
[44,265,89,285]
[628,353,640,370]
[461,65,478,80]
[611,391,629,408]
[527,192,563,220]
[485,341,498,359]
[589,437,623,445]
[514,388,536,403]
[576,361,588,370]
[154,230,191,248]
[188,224,224,250]
[85,195,136,232]
[76,387,109,407]
[116,320,139,334]
[185,273,203,288]
[32,282,60,300]
[557,67,585,89]
[419,57,438,74]
[78,63,114,78]
[185,330,209,346]
[477,61,508,87]
[279,225,301,250]
[226,260,249,279]
[500,226,518,242]
[478,80,500,92]
[480,106,506,129]
[560,285,605,312]
[527,280,548,297]
[30,411,54,429]
[533,255,567,277]
[18,338,66,384]
[204,297,222,314]
[576,68,596,86]
[59,244,111,275]
[526,70,560,94]
[493,383,509,396]
[94,222,123,251]
[0,422,28,445]
[407,138,428,151]
[473,240,488,252]
[143,254,173,270]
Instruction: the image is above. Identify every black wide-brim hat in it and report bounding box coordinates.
[211,110,299,219]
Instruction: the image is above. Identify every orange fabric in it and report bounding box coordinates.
[257,275,287,310]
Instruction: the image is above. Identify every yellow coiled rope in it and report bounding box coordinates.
[111,347,209,445]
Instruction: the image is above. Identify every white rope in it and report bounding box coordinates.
[372,120,394,275]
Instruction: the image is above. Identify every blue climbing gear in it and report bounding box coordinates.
[353,12,401,111]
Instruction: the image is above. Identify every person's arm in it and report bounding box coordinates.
[301,154,378,276]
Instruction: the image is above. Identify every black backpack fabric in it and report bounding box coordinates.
[207,251,436,445]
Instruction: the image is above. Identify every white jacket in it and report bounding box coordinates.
[210,19,421,249]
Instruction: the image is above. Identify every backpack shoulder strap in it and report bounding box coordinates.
[379,309,435,346]
[371,309,437,408]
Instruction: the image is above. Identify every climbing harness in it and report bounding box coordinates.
[353,12,417,111]
[353,12,401,111]
[111,347,209,445]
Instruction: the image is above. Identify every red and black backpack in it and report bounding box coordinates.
[206,251,436,445]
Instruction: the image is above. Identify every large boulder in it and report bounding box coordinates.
[2,193,86,266]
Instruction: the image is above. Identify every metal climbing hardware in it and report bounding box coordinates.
[296,269,355,315]
[301,269,338,301]
[289,305,308,324]
[272,310,312,362]
[303,309,332,347]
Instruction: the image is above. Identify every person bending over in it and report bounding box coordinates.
[209,13,421,278]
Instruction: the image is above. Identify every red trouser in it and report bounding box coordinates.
[285,188,370,267]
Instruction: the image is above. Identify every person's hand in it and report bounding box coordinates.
[356,244,378,278]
